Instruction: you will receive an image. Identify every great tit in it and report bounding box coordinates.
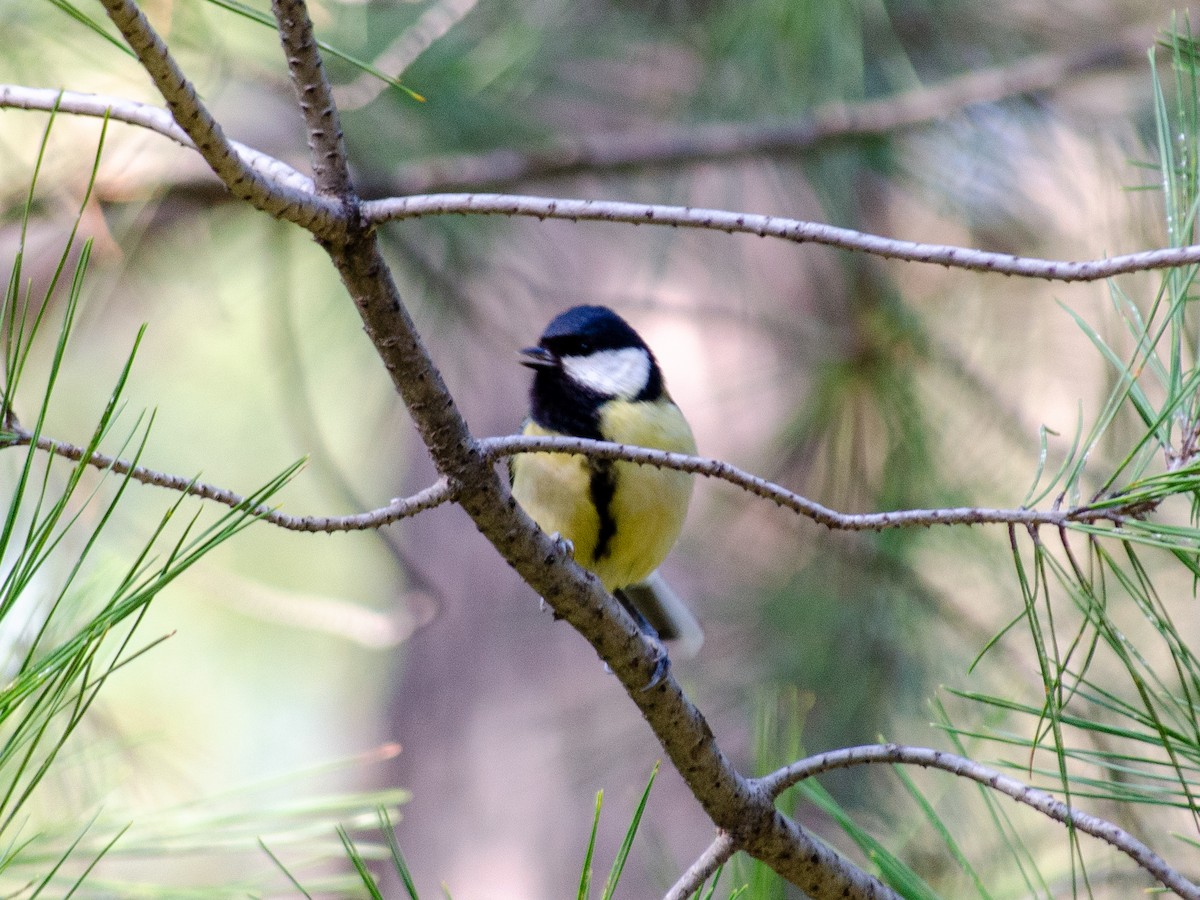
[511,305,703,658]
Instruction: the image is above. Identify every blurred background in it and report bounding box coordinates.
[0,0,1193,896]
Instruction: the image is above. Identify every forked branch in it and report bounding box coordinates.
[759,745,1200,900]
[668,744,1200,900]
[96,0,343,236]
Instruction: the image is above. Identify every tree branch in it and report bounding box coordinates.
[270,0,352,198]
[9,83,1200,284]
[479,435,1138,531]
[756,744,1200,900]
[97,0,344,238]
[365,192,1200,283]
[2,427,457,530]
[663,832,737,900]
[12,416,1165,555]
[9,427,1149,538]
[381,30,1152,194]
[0,84,317,195]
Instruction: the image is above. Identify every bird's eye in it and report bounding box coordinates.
[545,335,595,357]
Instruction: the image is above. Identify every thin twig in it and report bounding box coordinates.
[271,0,352,198]
[0,85,316,195]
[9,427,1148,536]
[757,744,1200,900]
[3,428,457,530]
[382,30,1152,194]
[663,832,737,900]
[479,434,1137,531]
[365,192,1200,283]
[96,0,344,237]
[8,87,1200,284]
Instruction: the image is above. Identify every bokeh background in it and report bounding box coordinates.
[0,0,1193,896]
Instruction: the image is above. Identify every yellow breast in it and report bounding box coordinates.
[511,399,696,591]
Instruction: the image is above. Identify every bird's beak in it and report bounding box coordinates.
[519,346,558,369]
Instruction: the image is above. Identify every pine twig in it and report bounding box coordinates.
[7,82,1200,283]
[7,427,1154,535]
[662,832,736,900]
[3,427,457,531]
[85,2,901,894]
[756,744,1200,900]
[365,192,1200,283]
[97,0,343,236]
[479,435,1139,531]
[0,84,315,195]
[271,0,352,198]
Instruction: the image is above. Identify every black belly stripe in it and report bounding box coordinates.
[589,460,617,563]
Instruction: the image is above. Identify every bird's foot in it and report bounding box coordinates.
[549,531,575,559]
[602,635,671,691]
[535,534,575,620]
[610,589,671,689]
[601,641,669,691]
[640,636,670,691]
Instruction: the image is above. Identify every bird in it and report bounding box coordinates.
[510,304,703,667]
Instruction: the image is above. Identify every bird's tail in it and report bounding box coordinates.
[616,571,703,659]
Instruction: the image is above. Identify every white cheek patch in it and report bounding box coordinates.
[561,347,651,399]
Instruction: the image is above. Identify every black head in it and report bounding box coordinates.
[535,305,648,357]
[520,305,665,438]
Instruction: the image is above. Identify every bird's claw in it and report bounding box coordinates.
[640,637,670,691]
[536,533,574,621]
[602,638,670,691]
[549,531,575,559]
[611,590,671,690]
